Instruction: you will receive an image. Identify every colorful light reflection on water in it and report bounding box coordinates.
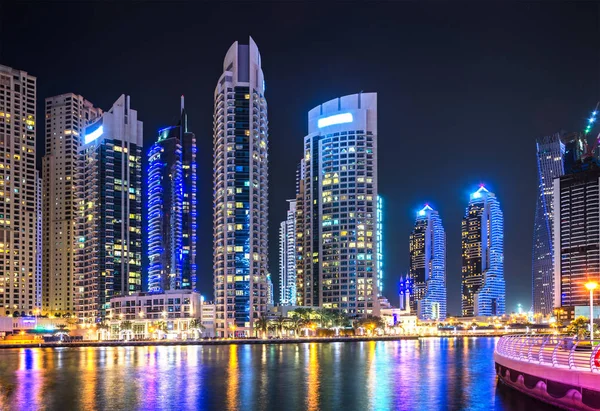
[0,337,556,410]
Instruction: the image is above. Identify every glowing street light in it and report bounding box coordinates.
[585,281,598,339]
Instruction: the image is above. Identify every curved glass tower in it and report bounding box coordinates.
[296,92,380,316]
[532,133,564,315]
[147,98,197,293]
[213,37,268,337]
[409,205,446,321]
[461,186,505,317]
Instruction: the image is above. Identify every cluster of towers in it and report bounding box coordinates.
[398,186,505,322]
[532,107,600,318]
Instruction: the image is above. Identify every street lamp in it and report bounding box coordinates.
[585,281,598,339]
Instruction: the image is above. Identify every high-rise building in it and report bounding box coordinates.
[147,97,197,293]
[295,159,306,306]
[35,172,42,311]
[532,133,565,316]
[266,273,274,306]
[213,37,269,337]
[553,157,600,309]
[42,94,102,315]
[376,195,384,297]
[279,200,296,305]
[409,204,447,321]
[0,65,39,316]
[297,92,380,316]
[75,95,143,323]
[461,186,505,317]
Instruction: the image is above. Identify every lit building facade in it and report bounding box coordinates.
[376,195,384,296]
[43,93,102,315]
[75,95,143,323]
[35,172,42,310]
[461,186,505,317]
[409,205,446,321]
[0,65,39,316]
[553,157,600,309]
[532,133,564,316]
[147,97,197,293]
[296,93,380,316]
[213,38,269,337]
[279,200,296,305]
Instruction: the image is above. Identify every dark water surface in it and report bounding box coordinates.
[0,337,556,411]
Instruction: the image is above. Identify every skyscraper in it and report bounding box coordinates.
[213,37,269,337]
[147,97,197,293]
[296,92,380,316]
[75,95,143,323]
[532,133,564,316]
[461,186,505,317]
[409,205,447,321]
[376,195,384,297]
[43,93,102,315]
[0,65,39,316]
[279,200,296,305]
[35,172,42,311]
[553,157,600,309]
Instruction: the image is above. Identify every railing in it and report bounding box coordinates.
[496,334,600,373]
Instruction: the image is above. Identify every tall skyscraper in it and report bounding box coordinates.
[295,159,306,306]
[461,186,505,317]
[147,97,197,293]
[213,37,269,337]
[553,157,600,309]
[409,205,447,321]
[279,200,296,305]
[532,133,565,316]
[43,94,102,315]
[376,195,384,297]
[297,92,380,316]
[75,95,143,323]
[0,65,39,316]
[35,172,42,311]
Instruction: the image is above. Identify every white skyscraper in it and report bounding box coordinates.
[279,200,296,306]
[296,93,380,316]
[43,93,102,315]
[75,95,143,323]
[213,37,269,337]
[0,64,39,316]
[35,171,42,311]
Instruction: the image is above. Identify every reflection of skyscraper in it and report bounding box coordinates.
[297,93,380,316]
[554,157,600,309]
[279,200,296,305]
[461,186,505,317]
[76,95,143,322]
[147,97,197,293]
[409,205,446,321]
[532,133,564,316]
[213,37,269,337]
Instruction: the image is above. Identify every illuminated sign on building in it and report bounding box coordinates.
[84,124,103,144]
[317,112,353,128]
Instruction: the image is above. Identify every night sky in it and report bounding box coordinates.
[1,3,599,315]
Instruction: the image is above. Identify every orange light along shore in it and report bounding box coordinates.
[0,335,419,349]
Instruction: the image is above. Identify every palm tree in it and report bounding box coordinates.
[96,321,110,341]
[64,315,78,329]
[567,316,596,340]
[54,324,70,342]
[272,316,289,337]
[255,317,269,339]
[189,319,205,340]
[289,316,307,337]
[152,321,168,339]
[120,320,133,341]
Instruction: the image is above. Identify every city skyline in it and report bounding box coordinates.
[1,3,599,315]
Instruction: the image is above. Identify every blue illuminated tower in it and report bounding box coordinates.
[213,38,269,337]
[532,133,564,315]
[147,97,197,293]
[409,205,446,321]
[461,186,505,317]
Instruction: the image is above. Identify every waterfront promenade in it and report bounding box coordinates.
[495,334,600,410]
[0,334,419,349]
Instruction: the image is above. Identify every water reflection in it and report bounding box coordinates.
[0,338,558,411]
